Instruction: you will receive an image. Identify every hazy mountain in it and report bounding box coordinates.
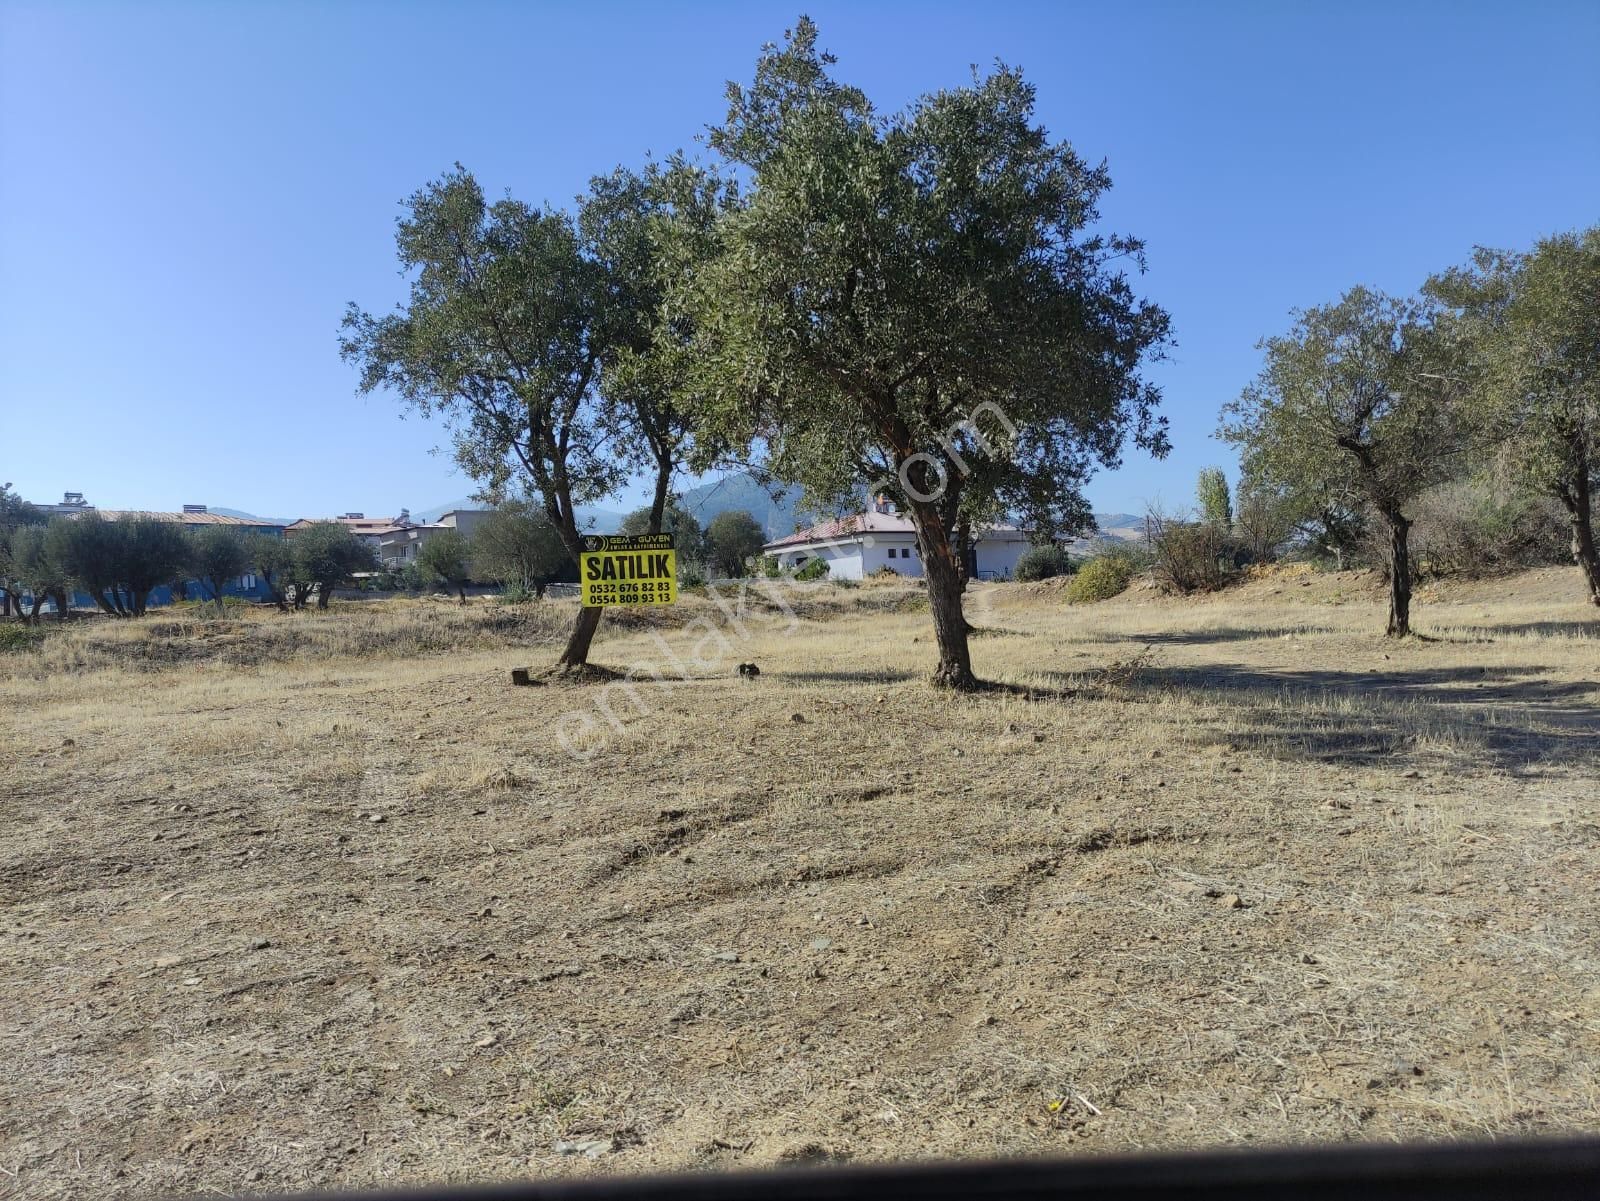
[677,473,806,538]
[209,506,297,526]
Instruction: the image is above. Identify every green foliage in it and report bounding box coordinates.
[704,509,765,577]
[6,524,67,620]
[1219,286,1460,632]
[1015,545,1074,582]
[290,523,373,609]
[794,557,829,582]
[621,496,705,559]
[243,534,293,609]
[471,499,571,595]
[691,19,1170,540]
[1427,228,1600,602]
[1410,479,1569,577]
[759,553,781,578]
[0,624,42,653]
[1196,468,1233,528]
[1220,288,1456,522]
[417,528,472,596]
[188,526,250,608]
[1428,229,1599,504]
[47,512,190,617]
[677,558,707,588]
[1064,554,1133,604]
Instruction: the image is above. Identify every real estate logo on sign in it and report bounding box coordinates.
[579,533,677,608]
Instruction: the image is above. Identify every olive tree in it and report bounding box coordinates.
[290,522,372,609]
[418,529,472,603]
[1220,288,1458,635]
[1427,228,1600,606]
[342,161,727,673]
[7,524,69,623]
[48,513,190,617]
[245,534,293,611]
[689,20,1170,688]
[704,510,765,578]
[189,526,250,612]
[470,499,570,598]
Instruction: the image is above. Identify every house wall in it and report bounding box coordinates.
[859,535,923,579]
[974,538,1028,581]
[774,542,866,580]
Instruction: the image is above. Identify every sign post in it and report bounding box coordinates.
[579,533,677,608]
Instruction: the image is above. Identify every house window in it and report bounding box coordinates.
[886,548,896,559]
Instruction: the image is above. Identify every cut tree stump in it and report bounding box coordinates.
[510,668,531,687]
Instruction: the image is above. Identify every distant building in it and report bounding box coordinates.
[374,509,491,572]
[763,499,1031,581]
[34,491,96,517]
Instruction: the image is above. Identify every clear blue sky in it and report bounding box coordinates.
[3,1,1596,522]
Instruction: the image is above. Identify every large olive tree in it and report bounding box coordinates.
[689,20,1170,688]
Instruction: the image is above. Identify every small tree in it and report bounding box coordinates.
[704,510,766,578]
[1,484,46,619]
[8,525,69,623]
[189,526,250,612]
[470,499,570,598]
[291,522,373,610]
[418,529,472,603]
[1427,228,1600,606]
[1220,288,1458,636]
[245,535,294,611]
[1014,545,1073,582]
[1196,468,1233,529]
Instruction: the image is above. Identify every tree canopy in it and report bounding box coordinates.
[704,509,766,578]
[469,499,570,598]
[1427,227,1600,605]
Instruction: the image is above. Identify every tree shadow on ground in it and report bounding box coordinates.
[1442,620,1598,640]
[777,668,922,684]
[1036,661,1598,774]
[1126,625,1340,646]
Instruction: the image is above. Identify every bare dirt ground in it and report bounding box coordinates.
[2,569,1598,1198]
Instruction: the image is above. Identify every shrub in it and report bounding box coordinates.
[1149,519,1235,593]
[0,624,42,653]
[1064,554,1133,603]
[794,557,829,582]
[678,559,708,588]
[1409,480,1569,578]
[1015,545,1074,582]
[759,554,781,578]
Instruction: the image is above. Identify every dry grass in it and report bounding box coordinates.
[1,570,1597,1198]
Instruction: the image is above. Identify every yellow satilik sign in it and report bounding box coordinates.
[579,533,677,607]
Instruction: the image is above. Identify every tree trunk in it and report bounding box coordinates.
[27,593,44,625]
[558,604,603,668]
[52,588,69,622]
[1559,473,1600,608]
[457,584,467,605]
[909,503,979,690]
[1385,512,1413,637]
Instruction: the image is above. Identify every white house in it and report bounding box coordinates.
[763,502,1031,581]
